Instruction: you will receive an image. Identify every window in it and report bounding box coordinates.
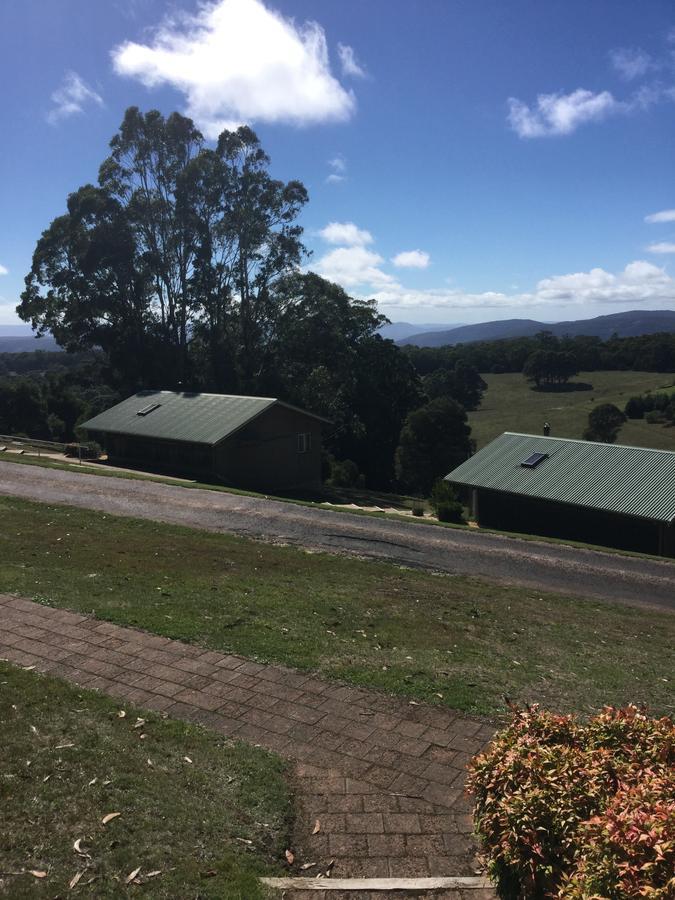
[137,403,161,416]
[521,452,548,468]
[297,432,312,453]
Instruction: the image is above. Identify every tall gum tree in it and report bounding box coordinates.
[19,108,308,392]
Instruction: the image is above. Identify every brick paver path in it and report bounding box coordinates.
[0,594,497,898]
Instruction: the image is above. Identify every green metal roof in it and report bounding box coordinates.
[446,432,675,524]
[81,391,327,446]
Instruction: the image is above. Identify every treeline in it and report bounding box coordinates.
[0,362,119,442]
[403,331,675,376]
[625,390,675,424]
[0,349,91,377]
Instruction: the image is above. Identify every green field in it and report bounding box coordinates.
[469,371,675,450]
[1,495,673,718]
[0,662,290,899]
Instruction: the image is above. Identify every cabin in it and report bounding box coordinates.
[446,432,675,557]
[81,391,329,490]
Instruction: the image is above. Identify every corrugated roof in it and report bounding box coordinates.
[446,432,675,524]
[81,391,327,446]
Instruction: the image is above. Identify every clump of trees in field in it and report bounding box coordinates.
[624,389,675,425]
[584,404,626,443]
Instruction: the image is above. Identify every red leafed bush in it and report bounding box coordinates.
[467,704,675,898]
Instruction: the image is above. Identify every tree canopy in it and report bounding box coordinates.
[395,397,473,494]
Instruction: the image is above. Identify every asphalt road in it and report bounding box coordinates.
[1,460,674,613]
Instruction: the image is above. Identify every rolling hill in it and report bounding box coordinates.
[398,309,675,347]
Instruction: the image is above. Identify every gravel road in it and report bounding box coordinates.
[1,460,674,612]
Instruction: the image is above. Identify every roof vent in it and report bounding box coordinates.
[137,403,161,417]
[521,452,549,468]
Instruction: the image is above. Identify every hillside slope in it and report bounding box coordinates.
[399,309,675,347]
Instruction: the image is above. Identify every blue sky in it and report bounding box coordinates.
[2,0,675,326]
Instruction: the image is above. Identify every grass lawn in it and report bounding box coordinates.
[1,495,673,719]
[0,662,291,899]
[469,370,675,450]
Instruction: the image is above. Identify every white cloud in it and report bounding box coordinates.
[610,47,653,80]
[0,265,8,276]
[508,88,619,138]
[647,241,675,254]
[374,261,675,312]
[112,0,355,139]
[645,209,675,223]
[391,250,430,269]
[47,72,103,124]
[319,222,373,246]
[337,43,366,78]
[325,155,347,184]
[313,245,397,289]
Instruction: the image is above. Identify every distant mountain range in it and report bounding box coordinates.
[378,321,464,341]
[0,333,58,353]
[397,310,675,347]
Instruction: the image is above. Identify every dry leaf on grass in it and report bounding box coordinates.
[284,849,294,865]
[183,756,192,764]
[88,778,97,787]
[101,812,121,825]
[133,719,145,729]
[300,862,316,870]
[29,870,47,878]
[145,870,161,879]
[73,839,89,858]
[69,871,84,889]
[117,711,126,719]
[312,819,321,835]
[124,866,141,884]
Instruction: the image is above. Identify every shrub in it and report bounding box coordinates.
[646,409,664,424]
[467,704,675,899]
[329,458,361,488]
[429,479,464,523]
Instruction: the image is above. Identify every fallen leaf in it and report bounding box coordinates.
[117,711,126,719]
[55,743,75,750]
[88,778,97,787]
[145,871,162,878]
[42,774,51,783]
[73,838,89,858]
[312,819,321,835]
[29,870,47,878]
[101,812,121,825]
[300,862,316,870]
[69,871,84,889]
[125,867,141,884]
[284,849,294,865]
[183,756,192,764]
[133,719,145,729]
[23,665,36,671]
[235,838,253,845]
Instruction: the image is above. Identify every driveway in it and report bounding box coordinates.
[1,460,674,612]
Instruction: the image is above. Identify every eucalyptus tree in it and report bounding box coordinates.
[19,107,308,391]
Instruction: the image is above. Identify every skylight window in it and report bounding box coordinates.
[521,452,548,468]
[137,403,161,416]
